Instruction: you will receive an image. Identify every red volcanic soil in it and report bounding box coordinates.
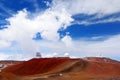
[2,57,120,79]
[83,57,120,75]
[84,57,120,63]
[3,57,78,76]
[86,61,120,75]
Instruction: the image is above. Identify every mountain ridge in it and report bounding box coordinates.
[0,57,120,80]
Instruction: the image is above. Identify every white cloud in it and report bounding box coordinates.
[61,35,73,48]
[0,6,73,58]
[64,53,70,57]
[0,34,120,60]
[0,40,11,49]
[73,35,120,58]
[0,53,10,60]
[45,52,59,57]
[76,17,120,25]
[52,0,120,25]
[0,53,30,60]
[0,8,73,41]
[41,35,120,59]
[52,0,120,15]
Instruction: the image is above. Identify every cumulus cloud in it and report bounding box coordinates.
[61,35,73,48]
[0,5,73,59]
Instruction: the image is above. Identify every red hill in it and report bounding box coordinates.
[1,57,120,80]
[3,57,78,76]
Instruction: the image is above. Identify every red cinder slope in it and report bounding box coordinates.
[2,57,120,79]
[84,57,120,63]
[3,58,77,76]
[83,57,120,75]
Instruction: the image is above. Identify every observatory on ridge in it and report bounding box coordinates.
[36,52,42,58]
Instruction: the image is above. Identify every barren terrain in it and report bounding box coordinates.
[0,57,120,80]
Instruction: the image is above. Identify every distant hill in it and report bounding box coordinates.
[0,60,23,71]
[0,57,120,80]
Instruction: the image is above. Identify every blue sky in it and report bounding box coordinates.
[0,0,120,60]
